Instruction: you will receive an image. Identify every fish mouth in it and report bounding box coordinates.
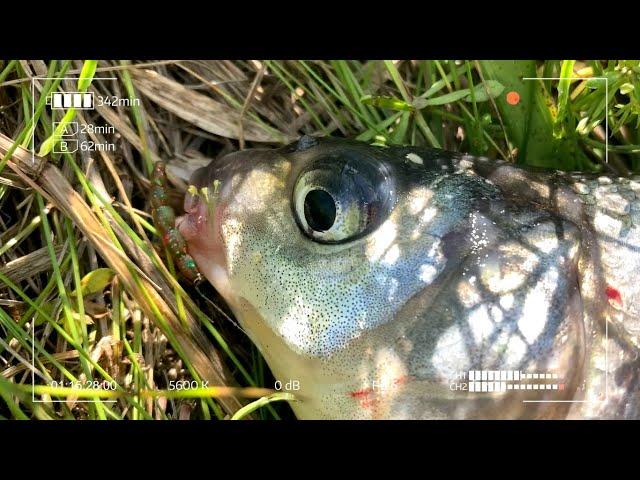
[178,162,220,237]
[182,185,202,215]
[176,184,213,244]
[175,164,230,296]
[177,212,232,307]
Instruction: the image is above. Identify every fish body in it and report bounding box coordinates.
[176,136,640,419]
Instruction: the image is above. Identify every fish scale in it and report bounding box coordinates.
[451,154,640,418]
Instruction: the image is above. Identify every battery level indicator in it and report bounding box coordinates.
[48,92,93,110]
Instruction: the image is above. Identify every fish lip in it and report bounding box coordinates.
[183,188,201,214]
[178,173,210,242]
[183,161,215,214]
[176,194,209,244]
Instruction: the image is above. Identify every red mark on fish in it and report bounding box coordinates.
[349,387,374,399]
[605,285,622,305]
[349,387,377,410]
[394,375,409,385]
[349,376,412,409]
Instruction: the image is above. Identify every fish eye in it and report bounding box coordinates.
[293,152,394,244]
[304,189,336,232]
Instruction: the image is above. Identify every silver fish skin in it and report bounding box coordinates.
[177,136,640,419]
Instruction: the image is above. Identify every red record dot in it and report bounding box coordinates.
[506,91,520,105]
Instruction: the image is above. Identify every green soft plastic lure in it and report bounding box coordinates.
[151,162,202,284]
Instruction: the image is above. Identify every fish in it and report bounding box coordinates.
[174,135,640,419]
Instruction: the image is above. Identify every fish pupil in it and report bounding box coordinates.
[304,189,336,232]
